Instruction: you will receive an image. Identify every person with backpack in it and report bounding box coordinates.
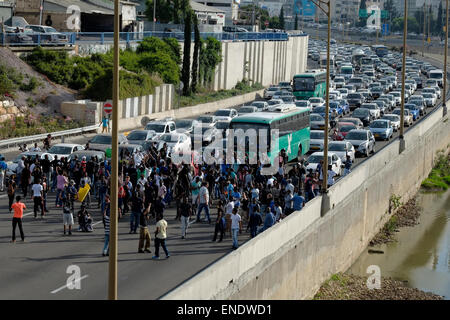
[7,176,16,212]
[11,196,26,243]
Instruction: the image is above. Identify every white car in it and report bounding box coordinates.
[157,133,191,155]
[330,90,342,100]
[251,101,269,111]
[421,93,437,107]
[145,120,177,140]
[360,103,381,119]
[6,152,55,178]
[214,108,238,121]
[294,100,312,110]
[309,97,325,108]
[422,88,438,101]
[328,141,355,163]
[381,114,401,132]
[306,151,343,176]
[309,130,325,152]
[429,85,442,99]
[337,88,349,99]
[44,143,84,160]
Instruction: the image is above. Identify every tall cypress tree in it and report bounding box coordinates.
[436,1,443,36]
[181,2,192,96]
[191,14,200,93]
[279,7,285,30]
[295,14,298,30]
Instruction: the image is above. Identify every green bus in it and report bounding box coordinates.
[293,69,327,100]
[229,105,310,166]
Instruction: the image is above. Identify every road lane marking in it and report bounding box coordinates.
[50,275,89,294]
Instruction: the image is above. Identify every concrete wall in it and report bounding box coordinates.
[61,86,264,132]
[161,106,450,300]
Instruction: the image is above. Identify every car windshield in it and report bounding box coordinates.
[295,101,308,107]
[371,121,388,128]
[422,93,433,98]
[329,144,346,151]
[215,110,231,117]
[382,116,398,122]
[294,77,315,91]
[346,131,367,140]
[146,123,166,133]
[430,72,443,79]
[362,104,376,110]
[314,106,326,113]
[44,27,58,33]
[307,155,324,163]
[268,87,278,92]
[310,98,322,103]
[340,125,355,132]
[198,116,214,123]
[252,102,265,108]
[310,115,323,121]
[239,107,254,113]
[175,120,192,128]
[160,135,178,142]
[353,109,368,116]
[310,132,324,139]
[127,131,148,140]
[349,78,362,84]
[347,93,361,99]
[91,135,111,144]
[48,146,72,154]
[330,102,339,108]
[215,122,229,130]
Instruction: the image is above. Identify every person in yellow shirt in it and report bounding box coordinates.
[152,215,170,260]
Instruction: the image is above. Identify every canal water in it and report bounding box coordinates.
[347,189,450,299]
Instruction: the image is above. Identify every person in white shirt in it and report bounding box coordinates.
[31,178,44,218]
[30,143,41,152]
[327,165,336,187]
[230,207,242,249]
[286,179,295,195]
[196,182,211,224]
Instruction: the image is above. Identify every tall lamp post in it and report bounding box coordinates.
[443,0,449,117]
[108,0,120,300]
[153,0,157,33]
[310,0,331,216]
[399,0,407,153]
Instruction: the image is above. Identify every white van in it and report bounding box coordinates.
[428,69,444,87]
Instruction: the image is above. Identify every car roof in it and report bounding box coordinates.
[52,143,82,147]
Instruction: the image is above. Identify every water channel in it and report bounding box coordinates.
[347,189,450,299]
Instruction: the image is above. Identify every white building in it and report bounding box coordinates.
[194,0,239,25]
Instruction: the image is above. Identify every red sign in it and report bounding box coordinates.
[104,102,112,114]
[265,21,269,26]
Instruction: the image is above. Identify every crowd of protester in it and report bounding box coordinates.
[4,139,338,257]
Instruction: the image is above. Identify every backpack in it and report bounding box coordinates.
[7,182,15,196]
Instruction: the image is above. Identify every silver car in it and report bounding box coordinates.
[344,129,376,157]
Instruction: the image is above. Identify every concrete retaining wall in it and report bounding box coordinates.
[161,106,450,300]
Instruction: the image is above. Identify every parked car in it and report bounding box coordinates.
[44,143,84,159]
[344,129,376,157]
[126,130,156,145]
[369,119,394,141]
[309,130,325,152]
[238,106,259,115]
[88,133,128,152]
[351,108,373,126]
[25,25,69,45]
[6,152,55,178]
[174,119,199,134]
[214,108,238,121]
[381,114,401,132]
[328,141,356,163]
[306,152,343,176]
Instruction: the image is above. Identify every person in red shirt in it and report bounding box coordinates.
[11,196,26,242]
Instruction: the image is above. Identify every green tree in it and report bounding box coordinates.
[383,0,398,22]
[191,14,200,93]
[269,16,281,29]
[199,37,222,88]
[145,0,175,24]
[358,0,367,27]
[295,14,298,30]
[279,7,285,30]
[181,2,192,96]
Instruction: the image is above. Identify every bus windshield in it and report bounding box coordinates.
[294,77,315,91]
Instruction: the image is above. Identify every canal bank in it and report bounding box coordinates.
[347,189,450,299]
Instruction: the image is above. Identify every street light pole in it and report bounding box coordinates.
[444,0,449,117]
[108,0,120,300]
[310,0,331,216]
[153,0,157,33]
[399,0,407,153]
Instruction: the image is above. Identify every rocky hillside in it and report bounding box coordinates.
[0,47,75,117]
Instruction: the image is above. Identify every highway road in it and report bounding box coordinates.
[0,40,448,300]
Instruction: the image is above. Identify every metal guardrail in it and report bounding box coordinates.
[0,31,307,47]
[0,124,100,150]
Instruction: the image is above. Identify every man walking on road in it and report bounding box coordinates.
[11,196,26,243]
[230,207,242,249]
[32,178,44,218]
[130,185,144,234]
[179,196,192,239]
[138,206,152,253]
[196,181,211,224]
[102,195,110,256]
[0,156,7,192]
[152,214,170,260]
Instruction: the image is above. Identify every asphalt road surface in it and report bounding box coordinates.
[0,43,447,300]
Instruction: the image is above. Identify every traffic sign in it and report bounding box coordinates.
[265,20,269,26]
[382,24,389,35]
[104,102,113,114]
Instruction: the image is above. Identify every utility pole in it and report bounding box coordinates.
[399,0,407,154]
[310,0,331,216]
[39,0,44,25]
[423,4,426,57]
[108,0,120,300]
[443,0,449,117]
